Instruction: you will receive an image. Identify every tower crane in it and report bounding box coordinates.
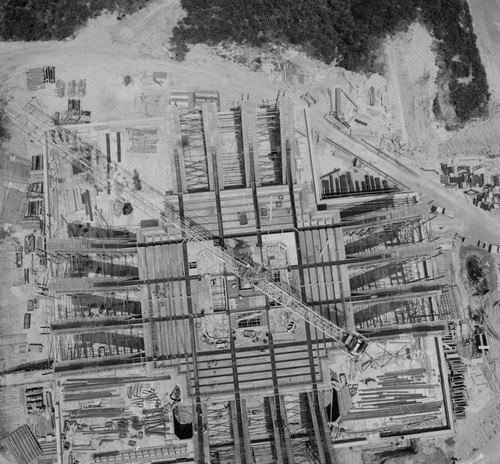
[1,104,369,356]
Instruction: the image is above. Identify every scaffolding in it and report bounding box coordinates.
[341,209,452,330]
[218,109,245,188]
[47,251,138,280]
[54,327,144,362]
[179,111,209,192]
[53,293,141,320]
[43,236,144,368]
[256,105,282,186]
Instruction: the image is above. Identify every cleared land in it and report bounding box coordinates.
[1,1,500,463]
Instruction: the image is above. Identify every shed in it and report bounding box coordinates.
[123,75,131,86]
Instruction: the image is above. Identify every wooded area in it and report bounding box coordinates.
[0,0,490,123]
[171,0,489,122]
[0,0,152,41]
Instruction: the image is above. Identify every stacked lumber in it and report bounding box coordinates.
[60,188,85,214]
[343,368,443,421]
[26,199,43,216]
[60,109,78,125]
[68,99,81,112]
[43,66,55,83]
[67,80,77,98]
[31,154,43,171]
[56,79,66,98]
[26,68,45,91]
[77,79,87,98]
[27,182,44,198]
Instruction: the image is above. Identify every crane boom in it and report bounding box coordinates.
[1,105,368,356]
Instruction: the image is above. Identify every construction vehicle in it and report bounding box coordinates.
[431,204,455,219]
[300,92,316,106]
[0,105,369,357]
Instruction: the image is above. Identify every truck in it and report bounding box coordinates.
[430,205,455,218]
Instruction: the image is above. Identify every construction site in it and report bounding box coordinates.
[0,83,471,463]
[3,4,500,463]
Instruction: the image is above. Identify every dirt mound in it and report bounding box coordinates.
[460,245,497,296]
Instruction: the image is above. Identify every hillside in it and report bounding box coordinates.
[171,0,490,123]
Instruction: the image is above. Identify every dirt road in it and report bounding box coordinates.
[1,16,499,247]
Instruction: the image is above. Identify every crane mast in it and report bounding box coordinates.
[1,105,368,356]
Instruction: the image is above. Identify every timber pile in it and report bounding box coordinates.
[43,67,55,84]
[343,368,442,421]
[91,443,188,463]
[442,324,468,418]
[77,79,87,98]
[68,80,77,98]
[56,80,66,98]
[26,68,45,91]
[62,376,175,449]
[60,188,85,214]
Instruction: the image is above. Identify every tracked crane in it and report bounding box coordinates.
[1,104,369,357]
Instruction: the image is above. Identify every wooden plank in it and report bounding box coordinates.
[24,313,31,329]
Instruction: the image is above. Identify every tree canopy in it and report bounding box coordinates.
[171,0,489,122]
[0,0,152,41]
